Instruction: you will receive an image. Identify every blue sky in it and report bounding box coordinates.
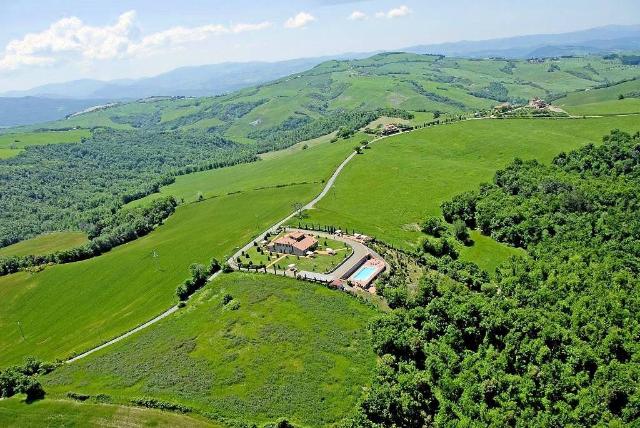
[1,0,639,91]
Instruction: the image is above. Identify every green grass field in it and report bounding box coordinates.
[128,133,361,206]
[0,129,90,158]
[0,136,358,365]
[0,232,88,258]
[556,79,640,115]
[300,116,640,271]
[0,397,217,427]
[43,273,377,427]
[0,148,21,159]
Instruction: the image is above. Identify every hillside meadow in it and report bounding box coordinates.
[300,116,640,271]
[43,273,377,427]
[10,54,640,144]
[0,232,88,258]
[129,132,362,206]
[556,79,640,115]
[0,397,217,428]
[0,137,358,365]
[0,129,90,158]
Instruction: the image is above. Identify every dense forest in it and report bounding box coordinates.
[0,129,257,248]
[353,130,640,426]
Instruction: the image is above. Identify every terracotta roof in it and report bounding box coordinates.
[271,233,318,252]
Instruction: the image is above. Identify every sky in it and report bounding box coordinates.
[0,0,639,92]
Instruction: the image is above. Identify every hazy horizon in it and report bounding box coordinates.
[1,0,640,92]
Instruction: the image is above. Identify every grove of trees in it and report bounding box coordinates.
[0,129,257,248]
[352,130,640,426]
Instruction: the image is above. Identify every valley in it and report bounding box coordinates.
[1,45,640,427]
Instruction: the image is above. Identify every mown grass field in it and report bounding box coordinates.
[0,397,217,427]
[556,79,640,115]
[300,116,640,271]
[0,129,90,158]
[0,232,88,258]
[129,133,362,206]
[43,273,377,427]
[0,137,357,365]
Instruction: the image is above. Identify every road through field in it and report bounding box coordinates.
[65,134,388,363]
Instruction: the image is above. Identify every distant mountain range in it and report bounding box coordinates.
[406,24,640,58]
[0,55,372,100]
[0,24,638,128]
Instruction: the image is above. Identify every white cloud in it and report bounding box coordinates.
[348,10,367,21]
[128,21,272,56]
[375,5,412,19]
[284,12,316,29]
[0,10,272,71]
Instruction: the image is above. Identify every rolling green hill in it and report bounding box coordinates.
[0,397,218,427]
[0,134,360,364]
[556,78,640,115]
[2,52,639,251]
[298,116,640,271]
[12,53,640,144]
[41,273,377,427]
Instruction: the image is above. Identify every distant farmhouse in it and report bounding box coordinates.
[268,231,318,256]
[529,97,548,109]
[381,124,400,136]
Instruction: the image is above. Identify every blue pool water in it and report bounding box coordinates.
[353,266,376,281]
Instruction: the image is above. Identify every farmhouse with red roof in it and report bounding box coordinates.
[267,231,318,256]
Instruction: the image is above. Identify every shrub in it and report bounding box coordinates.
[132,397,192,413]
[422,237,458,259]
[209,258,221,274]
[422,217,447,237]
[453,219,471,245]
[67,391,90,401]
[222,294,233,305]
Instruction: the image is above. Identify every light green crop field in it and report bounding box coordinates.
[0,148,21,159]
[0,397,217,427]
[0,129,91,158]
[0,135,358,365]
[0,232,88,258]
[43,273,377,428]
[300,116,640,271]
[129,133,362,206]
[0,185,319,365]
[556,79,640,115]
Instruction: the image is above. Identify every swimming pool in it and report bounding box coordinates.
[353,266,376,282]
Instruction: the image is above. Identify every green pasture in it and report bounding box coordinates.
[0,133,358,365]
[0,129,90,158]
[0,397,216,427]
[301,116,640,271]
[129,133,361,206]
[0,232,88,258]
[43,273,377,427]
[7,54,639,144]
[556,79,640,115]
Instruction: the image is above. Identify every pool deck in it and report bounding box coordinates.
[349,258,386,288]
